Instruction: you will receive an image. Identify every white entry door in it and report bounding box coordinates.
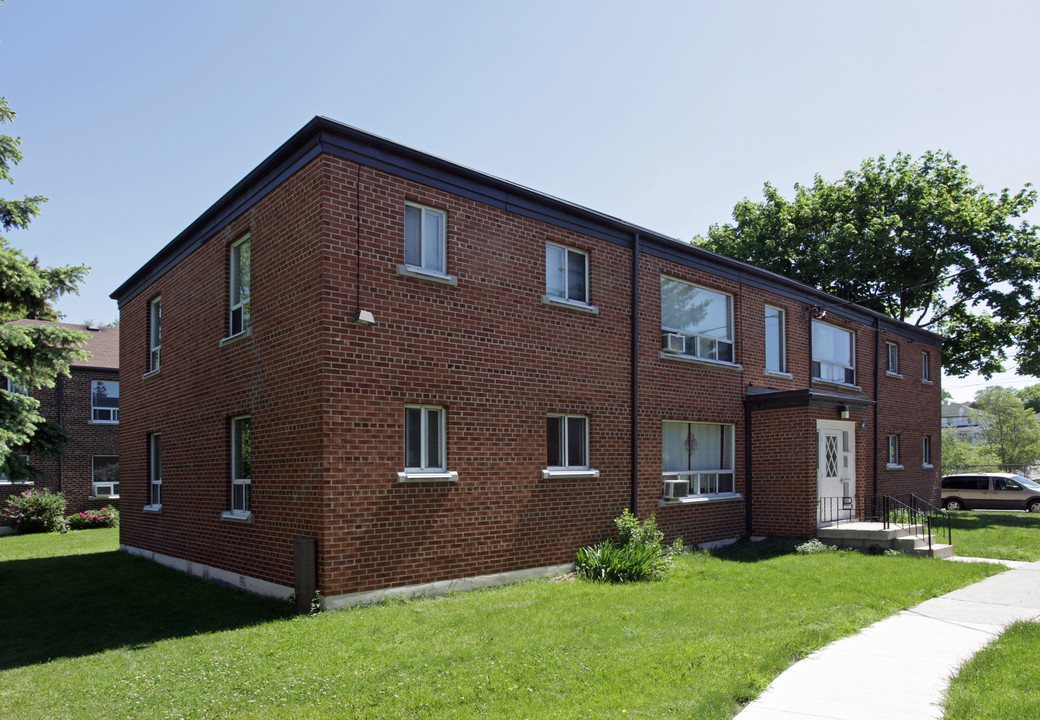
[817,420,855,522]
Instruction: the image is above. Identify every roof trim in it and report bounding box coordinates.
[110,116,942,347]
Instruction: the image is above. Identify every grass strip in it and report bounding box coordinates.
[943,621,1040,720]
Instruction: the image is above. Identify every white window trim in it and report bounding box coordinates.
[921,351,933,384]
[661,420,738,500]
[91,455,120,499]
[227,415,252,520]
[764,305,786,374]
[148,296,162,374]
[402,202,454,282]
[660,276,737,365]
[144,433,162,512]
[885,342,901,377]
[228,235,251,339]
[811,320,856,386]
[922,436,933,468]
[660,351,743,372]
[545,242,592,307]
[401,405,452,481]
[90,380,119,424]
[540,294,599,314]
[543,414,599,479]
[886,435,902,469]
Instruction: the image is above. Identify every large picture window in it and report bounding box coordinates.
[812,321,855,385]
[231,416,251,515]
[91,381,119,423]
[661,277,734,363]
[662,421,735,496]
[230,235,251,337]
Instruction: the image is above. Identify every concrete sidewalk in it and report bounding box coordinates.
[735,559,1040,720]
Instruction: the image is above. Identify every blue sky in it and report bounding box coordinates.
[2,0,1038,401]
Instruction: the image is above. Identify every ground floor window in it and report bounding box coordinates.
[405,405,446,472]
[662,421,735,497]
[231,416,251,515]
[92,455,119,497]
[546,414,588,469]
[147,434,161,509]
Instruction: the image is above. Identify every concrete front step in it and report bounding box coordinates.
[817,522,954,558]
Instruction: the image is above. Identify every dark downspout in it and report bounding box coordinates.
[56,375,64,492]
[744,402,753,536]
[630,233,641,515]
[873,317,880,499]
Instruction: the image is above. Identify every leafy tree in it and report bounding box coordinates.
[940,427,998,474]
[0,94,89,479]
[972,386,1040,469]
[1017,384,1040,414]
[699,151,1040,378]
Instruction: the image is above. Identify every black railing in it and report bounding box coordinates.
[818,493,952,551]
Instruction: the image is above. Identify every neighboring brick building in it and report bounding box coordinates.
[111,117,942,606]
[1,321,119,518]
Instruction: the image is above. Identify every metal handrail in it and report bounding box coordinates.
[911,494,953,547]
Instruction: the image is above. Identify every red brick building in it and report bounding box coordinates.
[1,321,119,519]
[111,118,941,606]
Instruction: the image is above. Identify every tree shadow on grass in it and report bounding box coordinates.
[0,549,290,670]
[707,536,802,563]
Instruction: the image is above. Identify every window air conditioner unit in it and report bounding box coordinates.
[663,479,690,500]
[662,332,685,354]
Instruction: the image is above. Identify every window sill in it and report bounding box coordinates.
[397,470,459,483]
[143,504,162,514]
[90,420,119,425]
[90,495,120,501]
[397,264,458,287]
[541,468,601,480]
[763,369,793,380]
[221,510,254,523]
[659,351,742,371]
[885,371,903,379]
[922,379,933,385]
[220,327,254,347]
[886,464,904,470]
[540,295,599,315]
[0,480,34,486]
[658,492,742,506]
[923,464,934,469]
[143,368,161,380]
[811,378,862,392]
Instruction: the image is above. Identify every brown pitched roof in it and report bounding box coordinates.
[6,319,119,370]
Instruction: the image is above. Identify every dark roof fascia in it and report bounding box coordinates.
[744,387,876,412]
[108,116,943,349]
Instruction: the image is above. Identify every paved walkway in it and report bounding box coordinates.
[735,558,1040,720]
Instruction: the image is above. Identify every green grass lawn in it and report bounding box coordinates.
[944,511,1040,561]
[0,530,1004,719]
[943,621,1040,720]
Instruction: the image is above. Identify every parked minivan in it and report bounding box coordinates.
[941,473,1040,513]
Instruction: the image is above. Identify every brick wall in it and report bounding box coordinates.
[117,148,943,599]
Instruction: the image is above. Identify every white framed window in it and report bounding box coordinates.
[886,435,901,468]
[922,436,932,468]
[0,454,30,484]
[229,235,251,337]
[660,277,734,363]
[545,243,589,305]
[922,351,932,383]
[812,321,855,385]
[230,415,251,516]
[543,414,599,480]
[91,380,120,423]
[92,455,119,497]
[404,203,447,274]
[6,377,29,397]
[764,305,786,373]
[662,421,736,497]
[146,433,162,510]
[399,405,456,482]
[148,297,162,373]
[886,342,900,375]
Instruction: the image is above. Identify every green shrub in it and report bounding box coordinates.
[575,510,683,583]
[794,538,836,554]
[65,505,119,530]
[4,488,67,534]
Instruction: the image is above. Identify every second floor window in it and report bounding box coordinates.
[545,243,589,305]
[230,235,251,337]
[661,277,734,363]
[886,342,899,374]
[812,321,855,385]
[764,305,786,373]
[404,203,446,274]
[91,380,119,423]
[149,297,162,372]
[922,351,932,382]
